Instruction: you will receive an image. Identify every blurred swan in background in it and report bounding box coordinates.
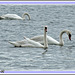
[0,13,30,20]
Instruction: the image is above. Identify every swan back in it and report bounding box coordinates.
[31,35,59,45]
[1,14,22,20]
[31,35,44,44]
[47,36,59,45]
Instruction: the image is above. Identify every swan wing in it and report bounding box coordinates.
[8,39,29,47]
[31,35,44,44]
[21,44,36,47]
[24,37,44,48]
[47,36,59,45]
[9,41,21,47]
[31,35,59,45]
[1,14,22,20]
[9,38,44,48]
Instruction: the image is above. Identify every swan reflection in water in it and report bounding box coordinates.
[0,13,30,20]
[42,49,48,55]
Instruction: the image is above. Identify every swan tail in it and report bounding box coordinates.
[8,41,15,45]
[23,36,29,40]
[23,36,26,39]
[8,41,20,47]
[0,16,4,20]
[8,41,13,44]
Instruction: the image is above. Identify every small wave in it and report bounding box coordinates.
[0,56,11,60]
[68,25,73,27]
[4,29,14,33]
[68,45,75,48]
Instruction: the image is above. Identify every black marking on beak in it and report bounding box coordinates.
[69,33,71,41]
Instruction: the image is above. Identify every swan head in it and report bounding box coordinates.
[45,26,47,32]
[66,30,71,41]
[68,33,71,40]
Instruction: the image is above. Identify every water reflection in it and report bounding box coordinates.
[42,49,48,55]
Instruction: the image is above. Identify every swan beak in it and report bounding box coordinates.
[45,29,47,32]
[69,34,71,41]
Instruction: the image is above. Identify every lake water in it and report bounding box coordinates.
[0,5,75,71]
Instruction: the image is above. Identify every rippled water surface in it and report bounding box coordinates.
[0,5,75,71]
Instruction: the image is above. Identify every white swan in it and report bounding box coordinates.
[9,26,48,48]
[30,30,71,46]
[0,13,30,20]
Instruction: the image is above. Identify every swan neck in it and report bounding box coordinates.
[22,13,30,20]
[44,29,48,48]
[59,30,66,45]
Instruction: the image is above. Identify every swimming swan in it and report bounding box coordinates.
[31,30,71,46]
[9,26,48,48]
[0,13,30,20]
